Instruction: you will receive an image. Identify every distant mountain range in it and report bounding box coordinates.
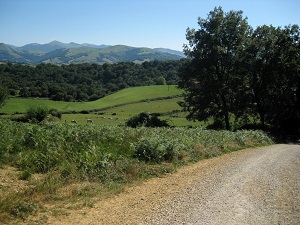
[0,41,185,64]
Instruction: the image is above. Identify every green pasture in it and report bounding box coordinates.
[0,84,203,126]
[0,85,182,114]
[62,97,182,125]
[101,97,182,117]
[61,98,205,127]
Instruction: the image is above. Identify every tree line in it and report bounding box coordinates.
[178,7,300,133]
[0,60,182,102]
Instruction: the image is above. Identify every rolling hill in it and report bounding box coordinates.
[0,85,183,114]
[9,41,110,53]
[0,41,184,64]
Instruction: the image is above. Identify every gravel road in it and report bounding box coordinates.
[48,144,300,225]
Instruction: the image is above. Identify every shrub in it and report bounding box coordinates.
[10,200,39,219]
[126,112,169,128]
[25,106,48,123]
[49,108,62,119]
[133,136,179,163]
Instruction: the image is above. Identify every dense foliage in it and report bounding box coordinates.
[179,7,300,133]
[24,106,49,123]
[126,112,169,128]
[0,118,273,221]
[0,119,273,177]
[0,60,182,101]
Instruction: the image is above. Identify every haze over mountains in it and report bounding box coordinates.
[0,41,185,65]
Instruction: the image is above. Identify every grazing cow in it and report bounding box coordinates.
[71,120,77,123]
[87,119,93,123]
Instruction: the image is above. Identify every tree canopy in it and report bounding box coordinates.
[179,7,300,133]
[179,7,250,130]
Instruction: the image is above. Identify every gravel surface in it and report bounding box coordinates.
[45,144,300,225]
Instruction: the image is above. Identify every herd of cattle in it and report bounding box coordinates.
[71,119,93,124]
[70,117,119,124]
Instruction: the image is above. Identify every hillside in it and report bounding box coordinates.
[10,41,109,53]
[0,61,182,102]
[0,85,182,114]
[0,41,184,64]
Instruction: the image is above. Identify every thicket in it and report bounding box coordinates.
[0,60,182,101]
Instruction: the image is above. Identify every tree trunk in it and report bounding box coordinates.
[224,111,230,130]
[220,93,231,130]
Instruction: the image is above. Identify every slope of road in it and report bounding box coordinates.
[42,144,300,225]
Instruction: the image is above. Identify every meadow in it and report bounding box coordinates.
[0,85,204,126]
[0,85,182,114]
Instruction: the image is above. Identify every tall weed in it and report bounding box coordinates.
[0,119,273,181]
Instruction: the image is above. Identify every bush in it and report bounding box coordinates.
[49,108,62,119]
[25,106,48,123]
[126,112,169,128]
[133,137,178,163]
[10,200,39,219]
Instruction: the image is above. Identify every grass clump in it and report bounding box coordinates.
[9,200,39,220]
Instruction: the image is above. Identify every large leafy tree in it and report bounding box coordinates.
[178,7,250,130]
[243,25,300,131]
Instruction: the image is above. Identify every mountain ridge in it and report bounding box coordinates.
[1,41,185,65]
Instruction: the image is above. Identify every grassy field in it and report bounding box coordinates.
[0,85,182,114]
[61,97,205,127]
[1,85,203,127]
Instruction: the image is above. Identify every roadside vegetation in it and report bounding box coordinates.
[0,118,273,223]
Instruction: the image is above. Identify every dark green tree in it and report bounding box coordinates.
[243,25,300,132]
[178,7,250,130]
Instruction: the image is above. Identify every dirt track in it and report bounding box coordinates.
[46,144,300,225]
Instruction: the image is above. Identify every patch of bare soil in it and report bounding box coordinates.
[17,144,300,224]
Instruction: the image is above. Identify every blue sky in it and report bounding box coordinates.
[0,0,299,51]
